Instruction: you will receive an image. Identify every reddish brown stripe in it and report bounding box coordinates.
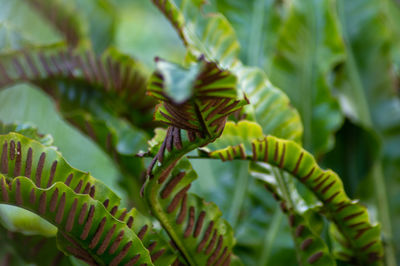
[125,254,140,266]
[65,173,73,186]
[361,240,377,251]
[103,199,110,208]
[207,235,223,264]
[55,193,66,224]
[215,246,228,266]
[1,141,8,174]
[325,191,340,203]
[66,199,78,232]
[82,182,91,194]
[197,221,214,252]
[47,160,57,188]
[273,141,279,162]
[158,160,177,184]
[167,184,191,213]
[119,209,128,221]
[335,202,350,213]
[176,194,187,224]
[172,127,183,150]
[321,180,336,194]
[226,151,233,161]
[222,252,232,266]
[300,167,315,182]
[109,241,132,266]
[313,173,324,183]
[12,58,27,79]
[109,230,124,254]
[187,130,196,142]
[138,224,148,240]
[308,251,323,264]
[314,175,330,192]
[205,98,230,120]
[49,188,59,212]
[184,207,195,238]
[36,152,46,187]
[23,52,40,77]
[80,205,95,240]
[127,216,134,228]
[9,140,15,160]
[25,148,33,178]
[151,248,165,262]
[194,211,206,238]
[300,238,313,250]
[355,227,371,239]
[89,186,96,198]
[30,188,36,204]
[38,191,47,214]
[218,153,226,162]
[251,142,257,161]
[349,221,365,228]
[295,225,305,237]
[292,152,304,175]
[74,180,83,193]
[38,53,53,76]
[0,177,8,202]
[16,179,22,205]
[148,241,158,252]
[165,127,173,152]
[89,217,107,248]
[78,203,88,225]
[343,211,364,221]
[239,145,246,159]
[289,214,295,227]
[205,230,217,254]
[14,142,22,176]
[263,137,269,162]
[278,143,286,168]
[161,171,186,199]
[110,206,118,215]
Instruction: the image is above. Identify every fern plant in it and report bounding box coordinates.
[0,0,398,265]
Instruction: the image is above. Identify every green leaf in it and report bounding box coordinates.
[0,0,62,51]
[144,156,239,265]
[268,0,345,154]
[0,120,53,146]
[0,176,153,265]
[203,121,383,265]
[148,58,247,137]
[23,0,88,47]
[0,132,182,265]
[0,222,71,266]
[150,0,303,142]
[334,1,400,264]
[0,44,155,118]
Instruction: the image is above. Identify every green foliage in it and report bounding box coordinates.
[0,0,398,265]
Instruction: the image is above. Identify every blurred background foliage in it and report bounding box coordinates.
[0,0,399,265]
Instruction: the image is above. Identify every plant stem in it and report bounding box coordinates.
[258,207,283,265]
[228,161,251,229]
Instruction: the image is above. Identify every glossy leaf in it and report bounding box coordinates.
[0,132,180,265]
[148,58,248,138]
[145,152,238,265]
[203,121,383,265]
[23,0,87,46]
[150,0,303,143]
[0,45,155,114]
[0,175,153,265]
[268,0,345,154]
[0,223,71,266]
